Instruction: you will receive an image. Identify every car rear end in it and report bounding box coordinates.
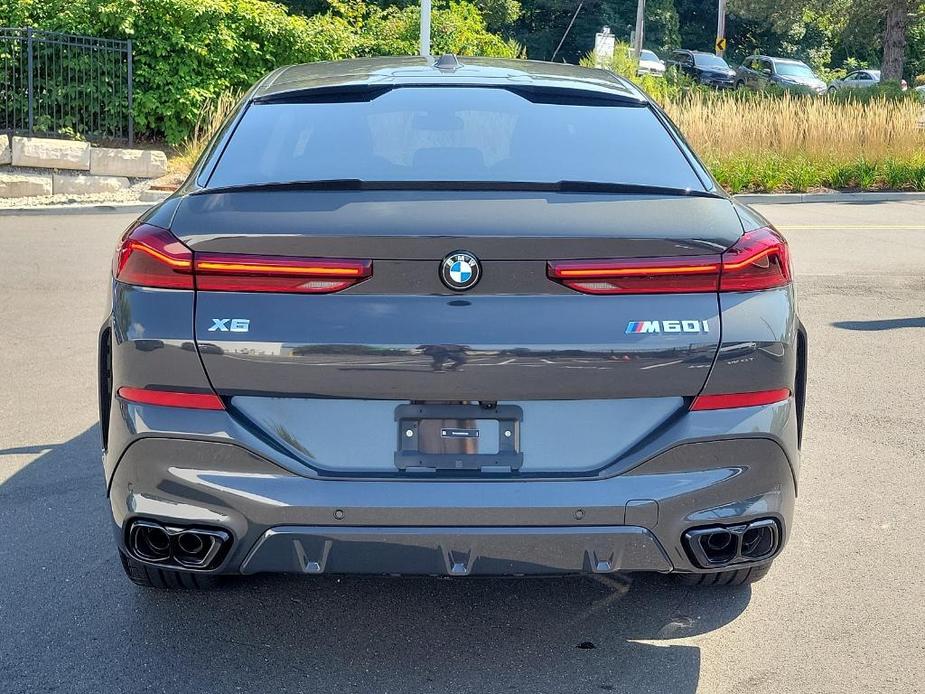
[692,53,736,89]
[99,57,805,586]
[636,50,666,77]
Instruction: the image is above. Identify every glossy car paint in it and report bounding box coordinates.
[100,56,806,579]
[666,50,736,88]
[735,55,827,94]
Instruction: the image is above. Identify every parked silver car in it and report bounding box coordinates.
[828,69,881,93]
[735,55,826,95]
[828,69,908,93]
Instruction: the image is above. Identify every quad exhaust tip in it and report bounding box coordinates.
[128,520,230,570]
[684,519,779,569]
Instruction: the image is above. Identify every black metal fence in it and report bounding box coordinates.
[0,28,133,145]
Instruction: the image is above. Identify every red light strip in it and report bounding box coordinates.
[127,239,194,271]
[195,256,370,277]
[117,387,225,410]
[721,246,777,272]
[550,258,721,278]
[690,388,791,411]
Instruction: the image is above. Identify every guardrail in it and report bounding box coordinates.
[0,28,133,145]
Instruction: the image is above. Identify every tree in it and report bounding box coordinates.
[476,0,523,33]
[728,0,924,80]
[882,0,914,79]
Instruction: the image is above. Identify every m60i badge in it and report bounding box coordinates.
[626,320,711,334]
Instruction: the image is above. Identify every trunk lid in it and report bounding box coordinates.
[179,190,740,475]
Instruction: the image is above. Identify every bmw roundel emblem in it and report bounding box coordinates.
[440,251,481,291]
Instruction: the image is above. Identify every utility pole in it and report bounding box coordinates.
[420,0,431,57]
[633,0,646,56]
[716,0,727,57]
[551,2,583,63]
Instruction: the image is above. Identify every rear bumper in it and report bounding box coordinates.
[241,526,672,575]
[107,430,797,576]
[701,75,736,88]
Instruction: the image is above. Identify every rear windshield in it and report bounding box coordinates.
[208,87,703,190]
[775,62,815,78]
[693,54,730,69]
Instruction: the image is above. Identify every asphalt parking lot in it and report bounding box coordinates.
[1,200,923,694]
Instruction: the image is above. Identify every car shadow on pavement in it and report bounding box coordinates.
[832,317,925,331]
[0,426,752,694]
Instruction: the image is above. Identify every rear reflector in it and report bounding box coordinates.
[690,388,790,411]
[117,387,225,410]
[113,223,371,293]
[548,226,791,294]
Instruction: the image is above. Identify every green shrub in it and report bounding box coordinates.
[579,42,707,103]
[707,156,925,194]
[827,81,917,104]
[4,0,517,144]
[356,1,521,59]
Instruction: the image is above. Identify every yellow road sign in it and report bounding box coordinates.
[716,37,727,52]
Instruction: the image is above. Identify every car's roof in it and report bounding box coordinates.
[253,55,645,102]
[751,55,808,65]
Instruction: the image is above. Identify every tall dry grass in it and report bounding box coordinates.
[664,92,925,191]
[666,91,925,161]
[168,91,243,176]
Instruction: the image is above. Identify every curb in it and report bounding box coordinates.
[0,192,169,216]
[735,191,925,205]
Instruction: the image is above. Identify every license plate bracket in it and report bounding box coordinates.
[394,403,523,471]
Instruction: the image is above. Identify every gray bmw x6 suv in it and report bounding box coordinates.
[100,56,806,589]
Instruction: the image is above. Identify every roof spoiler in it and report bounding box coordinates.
[252,82,647,107]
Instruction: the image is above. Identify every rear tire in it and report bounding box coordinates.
[119,552,219,590]
[675,562,772,587]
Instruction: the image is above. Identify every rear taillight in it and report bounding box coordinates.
[548,226,791,294]
[547,255,721,294]
[718,227,791,292]
[113,223,371,293]
[114,223,194,289]
[195,254,371,293]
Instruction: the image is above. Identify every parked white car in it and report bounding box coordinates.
[632,49,666,77]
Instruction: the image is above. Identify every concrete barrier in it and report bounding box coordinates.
[0,137,10,166]
[53,174,130,195]
[11,137,91,171]
[90,148,168,179]
[0,173,53,197]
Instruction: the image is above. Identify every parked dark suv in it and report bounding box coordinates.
[735,55,827,94]
[666,50,736,88]
[100,56,806,590]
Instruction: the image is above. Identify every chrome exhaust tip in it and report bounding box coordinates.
[684,518,780,568]
[129,520,172,562]
[173,529,229,569]
[126,521,231,570]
